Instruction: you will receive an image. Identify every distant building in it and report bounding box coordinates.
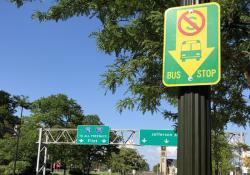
[242,151,250,174]
[227,132,249,175]
[160,146,177,175]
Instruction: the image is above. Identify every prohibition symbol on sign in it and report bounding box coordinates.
[178,10,205,36]
[163,2,221,87]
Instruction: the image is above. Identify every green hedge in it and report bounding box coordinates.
[3,161,31,175]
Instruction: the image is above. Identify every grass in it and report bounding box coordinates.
[91,172,119,175]
[51,170,119,175]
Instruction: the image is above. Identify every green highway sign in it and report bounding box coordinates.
[140,130,177,146]
[76,125,109,145]
[163,3,220,86]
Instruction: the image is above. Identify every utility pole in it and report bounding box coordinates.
[177,0,212,175]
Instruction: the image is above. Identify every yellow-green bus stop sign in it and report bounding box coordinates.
[163,3,221,87]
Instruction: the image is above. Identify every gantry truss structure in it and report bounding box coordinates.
[226,132,246,168]
[226,132,246,145]
[36,128,140,175]
[36,128,247,175]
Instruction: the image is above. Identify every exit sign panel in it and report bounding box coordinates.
[140,130,177,146]
[76,125,109,145]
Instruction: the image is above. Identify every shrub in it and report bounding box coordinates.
[4,161,31,175]
[0,165,6,174]
[69,168,82,175]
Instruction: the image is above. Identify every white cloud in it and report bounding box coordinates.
[166,146,177,159]
[137,146,161,170]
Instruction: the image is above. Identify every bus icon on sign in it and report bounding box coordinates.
[180,40,201,62]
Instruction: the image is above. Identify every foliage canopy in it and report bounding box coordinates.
[9,0,250,130]
[0,91,120,174]
[211,131,234,174]
[109,147,149,175]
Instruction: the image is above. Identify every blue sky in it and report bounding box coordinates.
[0,1,249,169]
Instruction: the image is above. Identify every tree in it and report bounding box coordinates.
[0,91,33,174]
[0,90,18,138]
[0,116,39,174]
[3,161,31,175]
[153,163,160,173]
[33,95,117,175]
[31,94,119,174]
[6,1,250,173]
[9,0,250,130]
[211,131,234,175]
[31,94,84,174]
[31,94,84,128]
[243,157,250,168]
[62,114,119,174]
[0,93,119,174]
[109,147,149,175]
[245,63,250,86]
[13,95,31,175]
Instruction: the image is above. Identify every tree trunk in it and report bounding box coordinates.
[215,162,219,175]
[86,153,91,175]
[63,163,66,175]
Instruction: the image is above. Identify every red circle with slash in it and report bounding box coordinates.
[178,10,205,36]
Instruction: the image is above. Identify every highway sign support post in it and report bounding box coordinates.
[177,1,213,175]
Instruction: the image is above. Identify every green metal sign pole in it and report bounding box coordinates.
[177,0,211,175]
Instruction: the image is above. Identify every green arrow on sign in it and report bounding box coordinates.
[140,130,178,146]
[76,125,110,145]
